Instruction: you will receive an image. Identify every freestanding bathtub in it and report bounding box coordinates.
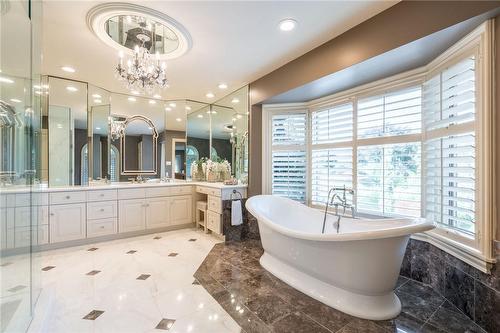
[245,195,434,320]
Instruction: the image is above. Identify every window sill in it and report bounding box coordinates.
[411,230,496,274]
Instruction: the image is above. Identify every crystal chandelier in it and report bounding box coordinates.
[115,24,168,94]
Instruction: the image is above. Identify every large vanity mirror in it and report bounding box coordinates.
[42,76,89,187]
[212,86,249,182]
[88,84,111,182]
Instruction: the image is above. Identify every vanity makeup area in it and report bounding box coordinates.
[0,76,249,252]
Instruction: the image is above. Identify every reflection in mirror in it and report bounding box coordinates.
[88,85,111,183]
[186,103,211,179]
[120,115,158,175]
[212,85,249,182]
[163,100,191,180]
[110,93,165,178]
[45,77,88,187]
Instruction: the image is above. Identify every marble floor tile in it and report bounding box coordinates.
[27,229,237,333]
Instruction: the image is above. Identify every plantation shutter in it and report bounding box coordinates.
[423,56,476,236]
[271,113,307,202]
[311,103,353,144]
[357,86,422,139]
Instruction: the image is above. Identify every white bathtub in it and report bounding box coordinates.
[245,195,434,320]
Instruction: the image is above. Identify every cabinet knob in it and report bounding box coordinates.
[50,213,54,216]
[100,208,105,212]
[100,194,104,197]
[100,226,105,229]
[65,195,70,199]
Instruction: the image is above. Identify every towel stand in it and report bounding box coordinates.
[230,190,243,201]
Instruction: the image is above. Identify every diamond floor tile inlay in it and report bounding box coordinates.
[126,250,137,254]
[87,247,98,251]
[41,266,55,271]
[168,252,178,257]
[155,318,175,330]
[82,310,104,320]
[86,270,101,276]
[136,274,151,280]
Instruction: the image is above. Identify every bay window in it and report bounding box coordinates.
[262,21,494,268]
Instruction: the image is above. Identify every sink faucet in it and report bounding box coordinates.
[321,186,356,234]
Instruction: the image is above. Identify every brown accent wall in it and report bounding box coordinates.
[495,18,500,242]
[248,1,500,200]
[248,104,262,197]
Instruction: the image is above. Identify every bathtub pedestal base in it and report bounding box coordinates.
[260,252,401,320]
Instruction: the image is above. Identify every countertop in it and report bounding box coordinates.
[0,180,248,194]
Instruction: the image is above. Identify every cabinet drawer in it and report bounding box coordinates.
[207,195,222,214]
[87,201,117,220]
[50,191,86,205]
[87,190,117,202]
[207,211,222,234]
[145,187,170,198]
[15,193,49,207]
[170,186,192,196]
[87,218,117,238]
[196,186,220,197]
[118,188,146,200]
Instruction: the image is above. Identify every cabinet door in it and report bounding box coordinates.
[169,195,192,225]
[49,203,86,243]
[146,197,170,229]
[118,199,146,233]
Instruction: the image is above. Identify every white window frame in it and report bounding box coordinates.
[261,21,495,271]
[262,103,309,197]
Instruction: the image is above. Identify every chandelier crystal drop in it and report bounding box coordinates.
[115,35,168,94]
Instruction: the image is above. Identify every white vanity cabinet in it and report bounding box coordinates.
[145,197,170,229]
[86,189,118,237]
[49,202,86,243]
[169,195,193,225]
[118,198,147,233]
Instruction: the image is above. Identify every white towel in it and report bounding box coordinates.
[231,200,243,226]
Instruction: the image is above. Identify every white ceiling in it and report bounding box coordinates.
[42,0,397,102]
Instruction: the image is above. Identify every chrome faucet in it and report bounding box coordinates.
[321,186,356,234]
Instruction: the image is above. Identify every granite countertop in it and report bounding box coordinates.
[0,180,247,194]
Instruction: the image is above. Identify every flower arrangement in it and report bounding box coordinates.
[192,158,231,182]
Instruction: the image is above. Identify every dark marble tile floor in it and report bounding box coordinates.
[194,240,488,333]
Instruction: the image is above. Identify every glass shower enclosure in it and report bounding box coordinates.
[1,1,42,332]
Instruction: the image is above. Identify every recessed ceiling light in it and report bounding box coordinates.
[176,118,182,122]
[33,85,41,89]
[35,91,42,95]
[169,102,176,107]
[148,126,153,130]
[0,77,14,84]
[197,114,203,118]
[231,98,240,104]
[92,94,101,98]
[131,90,139,95]
[165,107,172,111]
[218,83,228,90]
[61,66,76,73]
[153,94,161,99]
[94,99,102,103]
[66,86,78,92]
[95,127,101,130]
[236,114,243,119]
[128,97,136,102]
[206,92,215,98]
[149,100,156,105]
[185,106,192,111]
[10,98,21,103]
[279,19,297,32]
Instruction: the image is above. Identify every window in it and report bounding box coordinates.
[268,111,307,202]
[110,145,119,181]
[186,145,199,177]
[423,56,477,238]
[262,21,494,267]
[81,144,88,185]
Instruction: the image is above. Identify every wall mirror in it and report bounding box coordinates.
[88,84,111,182]
[186,103,211,179]
[43,76,89,187]
[110,93,165,177]
[212,85,249,181]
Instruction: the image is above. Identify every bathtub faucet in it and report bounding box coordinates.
[321,186,356,234]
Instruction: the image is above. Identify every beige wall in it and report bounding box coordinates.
[247,1,500,242]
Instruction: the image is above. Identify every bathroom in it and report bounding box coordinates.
[0,1,499,332]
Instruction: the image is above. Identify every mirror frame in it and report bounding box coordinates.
[119,115,159,176]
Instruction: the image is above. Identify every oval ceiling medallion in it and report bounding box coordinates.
[87,3,192,60]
